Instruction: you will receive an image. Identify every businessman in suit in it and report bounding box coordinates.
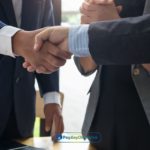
[73,0,150,149]
[0,0,65,139]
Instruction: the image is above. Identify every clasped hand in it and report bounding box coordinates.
[21,0,120,74]
[16,27,71,74]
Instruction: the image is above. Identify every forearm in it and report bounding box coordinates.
[12,30,32,56]
[36,71,59,96]
[79,57,97,74]
[12,29,44,57]
[74,57,97,76]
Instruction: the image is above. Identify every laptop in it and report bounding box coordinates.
[0,140,45,150]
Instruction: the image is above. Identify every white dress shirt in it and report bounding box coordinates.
[69,25,90,57]
[0,0,61,105]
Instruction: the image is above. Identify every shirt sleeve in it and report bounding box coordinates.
[43,91,61,106]
[68,24,90,57]
[0,26,21,57]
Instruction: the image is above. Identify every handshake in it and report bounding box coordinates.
[12,26,72,74]
[12,0,120,74]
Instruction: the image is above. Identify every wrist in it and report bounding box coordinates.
[12,30,28,56]
[12,30,38,57]
[43,92,62,106]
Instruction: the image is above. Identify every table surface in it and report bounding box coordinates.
[19,137,96,150]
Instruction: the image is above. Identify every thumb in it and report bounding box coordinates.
[45,117,52,132]
[116,5,123,14]
[34,29,51,52]
[92,0,114,4]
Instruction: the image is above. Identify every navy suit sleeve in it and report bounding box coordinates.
[36,0,59,96]
[36,71,59,96]
[0,21,6,29]
[89,14,150,65]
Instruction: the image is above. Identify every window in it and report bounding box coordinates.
[62,0,83,25]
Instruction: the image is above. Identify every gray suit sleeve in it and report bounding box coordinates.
[74,57,97,76]
[88,14,150,65]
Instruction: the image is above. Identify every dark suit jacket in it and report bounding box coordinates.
[0,0,59,138]
[75,0,150,137]
[75,1,150,149]
[87,0,150,124]
[88,0,150,65]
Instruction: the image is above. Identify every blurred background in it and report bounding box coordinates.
[60,0,96,132]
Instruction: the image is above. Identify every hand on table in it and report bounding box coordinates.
[44,103,64,142]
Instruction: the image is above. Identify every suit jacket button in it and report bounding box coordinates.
[133,68,140,76]
[16,77,20,83]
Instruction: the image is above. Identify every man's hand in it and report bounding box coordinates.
[78,0,121,73]
[12,29,71,73]
[80,0,121,24]
[23,26,71,73]
[44,103,64,141]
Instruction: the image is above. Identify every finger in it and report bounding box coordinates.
[36,62,59,74]
[36,66,49,74]
[82,1,99,11]
[116,5,123,14]
[27,66,36,72]
[45,54,66,68]
[51,115,59,141]
[22,62,31,68]
[81,15,91,24]
[40,48,66,69]
[59,117,64,134]
[45,42,71,60]
[45,116,53,132]
[23,60,36,72]
[92,0,114,4]
[80,7,90,16]
[42,59,59,73]
[34,28,51,52]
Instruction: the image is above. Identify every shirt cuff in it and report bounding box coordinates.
[0,26,21,57]
[68,25,90,57]
[43,92,61,106]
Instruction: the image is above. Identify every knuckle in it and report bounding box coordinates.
[53,49,59,56]
[53,59,63,67]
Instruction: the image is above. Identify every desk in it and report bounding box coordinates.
[19,137,96,150]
